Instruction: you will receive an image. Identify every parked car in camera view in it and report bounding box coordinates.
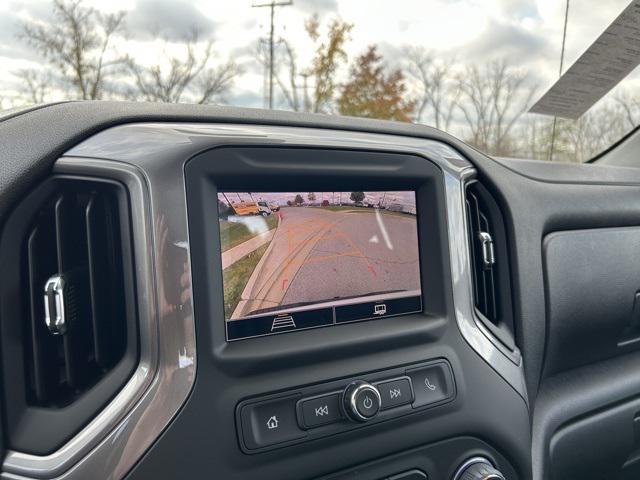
[230,201,272,217]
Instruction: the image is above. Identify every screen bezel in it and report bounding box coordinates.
[185,146,450,356]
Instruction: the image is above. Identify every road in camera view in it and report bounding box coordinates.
[232,206,420,318]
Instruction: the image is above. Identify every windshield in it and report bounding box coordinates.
[1,0,637,163]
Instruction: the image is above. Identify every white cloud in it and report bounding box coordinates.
[338,0,488,52]
[2,0,640,120]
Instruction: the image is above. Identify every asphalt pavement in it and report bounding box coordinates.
[235,206,420,317]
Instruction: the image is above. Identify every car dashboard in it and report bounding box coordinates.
[2,102,640,480]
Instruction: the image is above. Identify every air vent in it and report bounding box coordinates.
[1,177,138,454]
[464,180,515,349]
[24,185,128,406]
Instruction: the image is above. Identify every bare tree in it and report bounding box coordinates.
[613,89,640,130]
[13,69,53,104]
[19,0,126,100]
[195,63,240,104]
[404,47,459,130]
[272,39,301,111]
[562,104,629,162]
[456,59,538,156]
[517,116,553,160]
[517,100,632,163]
[126,31,239,104]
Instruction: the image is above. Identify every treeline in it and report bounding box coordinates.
[5,0,639,162]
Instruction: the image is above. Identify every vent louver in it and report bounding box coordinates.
[24,183,129,406]
[466,183,498,322]
[1,177,138,454]
[464,180,515,349]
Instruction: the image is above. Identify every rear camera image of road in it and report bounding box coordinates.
[218,192,422,340]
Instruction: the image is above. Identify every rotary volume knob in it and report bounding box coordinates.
[453,457,505,480]
[342,381,381,422]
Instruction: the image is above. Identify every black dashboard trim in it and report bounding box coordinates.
[3,100,637,407]
[4,104,614,479]
[184,146,448,372]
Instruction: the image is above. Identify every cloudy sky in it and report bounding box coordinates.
[1,0,638,114]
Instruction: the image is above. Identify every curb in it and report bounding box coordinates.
[231,213,281,318]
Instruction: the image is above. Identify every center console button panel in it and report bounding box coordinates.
[236,359,455,453]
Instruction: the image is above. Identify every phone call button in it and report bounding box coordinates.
[406,362,455,408]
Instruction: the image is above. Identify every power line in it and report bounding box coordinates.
[549,0,570,161]
[252,0,293,109]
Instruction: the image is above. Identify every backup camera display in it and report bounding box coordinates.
[218,191,422,340]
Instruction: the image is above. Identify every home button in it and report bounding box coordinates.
[240,395,306,449]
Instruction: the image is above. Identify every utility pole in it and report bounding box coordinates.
[258,39,269,108]
[301,71,311,112]
[253,0,293,109]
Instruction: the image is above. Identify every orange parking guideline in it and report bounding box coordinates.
[276,216,378,294]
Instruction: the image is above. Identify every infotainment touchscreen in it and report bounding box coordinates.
[218,191,422,340]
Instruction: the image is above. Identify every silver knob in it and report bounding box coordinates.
[453,457,505,480]
[342,381,381,422]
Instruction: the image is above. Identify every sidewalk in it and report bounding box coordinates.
[221,229,275,269]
